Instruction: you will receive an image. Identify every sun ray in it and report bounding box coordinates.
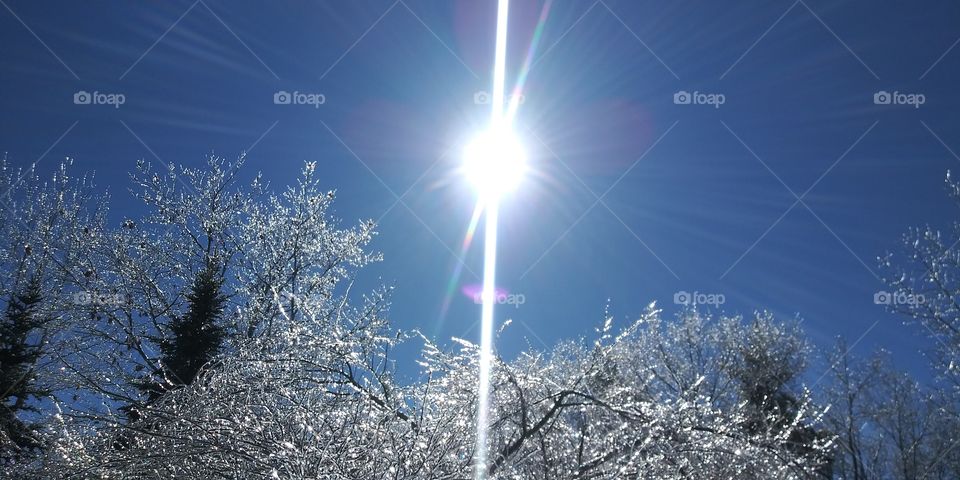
[474,1,514,477]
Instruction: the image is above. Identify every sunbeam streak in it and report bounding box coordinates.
[475,197,498,479]
[474,0,515,477]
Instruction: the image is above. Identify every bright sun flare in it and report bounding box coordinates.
[462,127,528,198]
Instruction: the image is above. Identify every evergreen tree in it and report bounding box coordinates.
[0,275,48,460]
[116,262,227,449]
[158,262,228,391]
[160,262,227,387]
[127,261,227,424]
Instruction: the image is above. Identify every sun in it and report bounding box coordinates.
[462,126,528,199]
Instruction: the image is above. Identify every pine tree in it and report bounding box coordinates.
[119,262,228,450]
[158,262,228,391]
[0,275,48,460]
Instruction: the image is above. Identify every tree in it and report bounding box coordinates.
[158,261,227,391]
[58,155,255,436]
[125,260,228,424]
[59,156,377,418]
[0,158,106,468]
[727,314,832,477]
[821,342,960,480]
[821,339,884,480]
[38,156,382,475]
[0,275,48,460]
[234,161,378,338]
[879,170,960,478]
[870,366,941,480]
[881,171,960,389]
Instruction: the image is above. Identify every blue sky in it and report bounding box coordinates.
[2,0,959,381]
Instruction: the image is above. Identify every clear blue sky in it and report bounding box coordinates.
[2,0,959,381]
